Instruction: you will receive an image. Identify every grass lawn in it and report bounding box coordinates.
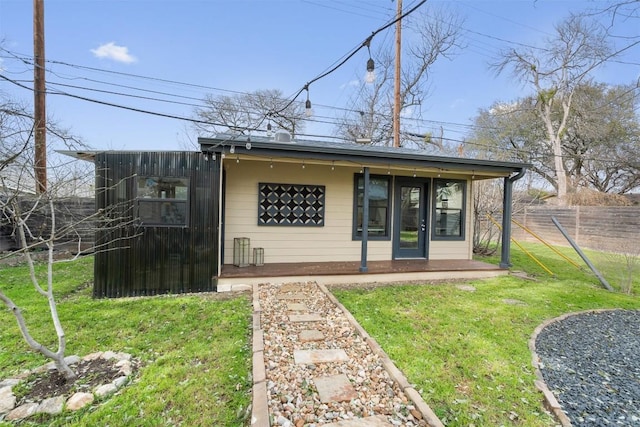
[332,243,640,426]
[0,256,252,427]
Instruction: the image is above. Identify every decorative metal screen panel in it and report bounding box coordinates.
[258,183,325,226]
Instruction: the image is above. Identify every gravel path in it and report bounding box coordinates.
[535,309,640,426]
[260,281,431,426]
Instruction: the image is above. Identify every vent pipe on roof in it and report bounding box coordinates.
[274,131,292,143]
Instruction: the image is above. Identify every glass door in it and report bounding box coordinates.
[393,178,429,259]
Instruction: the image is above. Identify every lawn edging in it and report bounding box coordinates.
[318,283,445,427]
[250,283,270,427]
[528,308,615,427]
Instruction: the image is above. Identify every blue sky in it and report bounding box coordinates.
[0,0,638,152]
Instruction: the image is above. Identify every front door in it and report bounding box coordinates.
[393,178,429,259]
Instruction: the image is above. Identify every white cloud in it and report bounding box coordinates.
[90,42,137,64]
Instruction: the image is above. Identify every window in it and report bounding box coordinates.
[353,174,390,240]
[137,177,189,226]
[432,179,465,240]
[258,183,325,226]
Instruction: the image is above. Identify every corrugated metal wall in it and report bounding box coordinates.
[94,152,219,297]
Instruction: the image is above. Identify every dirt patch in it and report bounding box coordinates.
[14,358,131,405]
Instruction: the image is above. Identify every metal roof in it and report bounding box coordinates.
[199,134,529,176]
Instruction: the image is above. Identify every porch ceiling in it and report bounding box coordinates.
[200,134,529,178]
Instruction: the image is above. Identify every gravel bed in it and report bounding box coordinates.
[535,309,640,426]
[260,281,428,426]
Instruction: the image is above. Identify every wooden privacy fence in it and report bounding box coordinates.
[511,206,640,253]
[0,197,95,252]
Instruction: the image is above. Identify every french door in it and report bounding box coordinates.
[393,178,429,259]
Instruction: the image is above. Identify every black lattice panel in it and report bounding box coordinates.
[258,183,325,226]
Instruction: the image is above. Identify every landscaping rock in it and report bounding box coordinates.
[94,383,117,397]
[0,385,17,413]
[535,310,640,426]
[37,395,65,415]
[112,376,129,388]
[66,392,94,411]
[6,402,38,420]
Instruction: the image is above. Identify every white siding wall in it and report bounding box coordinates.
[222,158,474,264]
[222,159,392,264]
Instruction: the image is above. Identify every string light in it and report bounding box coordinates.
[302,161,306,169]
[236,155,240,163]
[413,168,417,178]
[304,85,312,117]
[270,158,273,168]
[387,164,391,175]
[331,161,335,171]
[365,38,375,84]
[266,121,272,137]
[229,145,235,154]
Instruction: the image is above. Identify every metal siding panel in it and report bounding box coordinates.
[93,152,219,297]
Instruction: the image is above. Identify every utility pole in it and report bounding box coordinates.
[393,0,402,148]
[34,0,47,193]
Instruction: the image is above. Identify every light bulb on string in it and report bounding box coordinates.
[365,37,375,83]
[365,58,375,84]
[304,85,313,117]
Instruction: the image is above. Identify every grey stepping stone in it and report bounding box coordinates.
[299,329,325,342]
[324,415,393,426]
[280,283,312,292]
[276,293,308,300]
[294,349,348,364]
[287,303,307,311]
[289,313,323,322]
[314,374,357,403]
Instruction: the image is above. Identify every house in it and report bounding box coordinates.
[68,134,527,298]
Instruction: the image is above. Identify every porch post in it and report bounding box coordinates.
[500,169,526,268]
[360,167,370,273]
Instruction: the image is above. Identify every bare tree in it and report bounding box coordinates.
[491,14,616,204]
[1,94,93,381]
[192,88,307,138]
[336,6,464,149]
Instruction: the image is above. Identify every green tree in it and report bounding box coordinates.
[492,14,613,204]
[468,82,640,195]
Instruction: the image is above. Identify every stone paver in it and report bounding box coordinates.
[276,293,308,300]
[293,349,349,364]
[289,313,323,322]
[299,329,325,342]
[324,415,393,426]
[279,283,313,293]
[286,302,308,311]
[314,374,358,403]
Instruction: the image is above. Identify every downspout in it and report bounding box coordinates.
[500,168,526,268]
[360,167,370,273]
